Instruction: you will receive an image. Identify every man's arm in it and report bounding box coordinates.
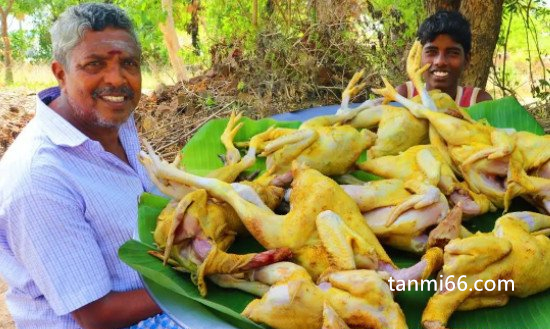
[72,289,161,329]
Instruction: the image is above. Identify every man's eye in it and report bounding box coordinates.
[83,61,104,70]
[123,59,139,67]
[425,49,437,56]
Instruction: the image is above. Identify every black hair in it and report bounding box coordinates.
[417,10,471,55]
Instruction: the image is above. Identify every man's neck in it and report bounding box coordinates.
[49,94,130,165]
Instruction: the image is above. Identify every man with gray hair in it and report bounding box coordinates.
[0,3,181,328]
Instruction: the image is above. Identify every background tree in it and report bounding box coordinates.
[159,0,188,81]
[0,0,15,84]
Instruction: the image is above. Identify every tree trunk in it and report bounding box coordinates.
[0,1,14,84]
[186,0,200,55]
[460,0,504,87]
[423,0,460,12]
[159,0,188,82]
[423,0,504,88]
[252,0,258,27]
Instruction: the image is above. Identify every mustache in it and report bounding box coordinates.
[92,86,135,99]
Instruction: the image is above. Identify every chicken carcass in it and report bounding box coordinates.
[141,147,444,281]
[358,145,495,217]
[151,187,289,296]
[422,211,550,329]
[372,62,529,210]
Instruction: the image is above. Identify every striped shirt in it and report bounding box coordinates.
[0,87,155,328]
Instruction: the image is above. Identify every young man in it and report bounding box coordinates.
[396,10,492,106]
[0,3,180,329]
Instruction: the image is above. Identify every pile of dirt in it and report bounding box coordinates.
[0,89,36,158]
[525,101,550,133]
[135,70,336,161]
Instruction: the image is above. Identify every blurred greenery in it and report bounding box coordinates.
[0,0,547,104]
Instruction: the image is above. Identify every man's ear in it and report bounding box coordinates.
[51,61,67,90]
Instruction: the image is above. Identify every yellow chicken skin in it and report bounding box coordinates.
[335,70,463,159]
[421,211,550,329]
[338,71,429,158]
[206,110,258,183]
[248,120,376,185]
[367,105,429,158]
[511,131,550,213]
[142,144,393,279]
[233,262,408,329]
[142,147,449,298]
[322,303,350,329]
[243,269,409,329]
[151,188,289,296]
[234,71,384,185]
[372,66,533,210]
[358,145,495,217]
[336,179,449,252]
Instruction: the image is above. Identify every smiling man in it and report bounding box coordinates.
[0,3,181,329]
[397,10,493,107]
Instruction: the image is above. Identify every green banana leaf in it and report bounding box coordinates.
[120,98,550,329]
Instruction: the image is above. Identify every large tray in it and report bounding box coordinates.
[126,99,550,329]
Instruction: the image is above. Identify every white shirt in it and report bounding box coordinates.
[0,87,155,328]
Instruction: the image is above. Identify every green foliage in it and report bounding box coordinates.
[1,0,547,103]
[491,0,549,101]
[8,30,29,61]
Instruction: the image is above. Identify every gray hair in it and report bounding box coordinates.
[50,3,140,67]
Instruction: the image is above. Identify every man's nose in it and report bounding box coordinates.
[103,63,126,86]
[433,53,447,66]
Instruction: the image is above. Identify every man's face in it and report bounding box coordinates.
[421,34,469,94]
[55,27,141,128]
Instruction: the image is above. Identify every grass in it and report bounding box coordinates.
[0,62,176,93]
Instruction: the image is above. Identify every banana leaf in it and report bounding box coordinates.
[120,98,549,329]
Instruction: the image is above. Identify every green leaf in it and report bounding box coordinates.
[121,103,549,329]
[467,96,545,135]
[120,241,266,329]
[180,117,300,176]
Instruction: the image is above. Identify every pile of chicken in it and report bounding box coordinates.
[139,41,550,329]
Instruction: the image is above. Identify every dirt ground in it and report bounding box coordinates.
[0,281,15,329]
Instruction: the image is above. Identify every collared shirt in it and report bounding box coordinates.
[0,87,155,328]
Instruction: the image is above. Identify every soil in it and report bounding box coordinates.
[0,281,15,329]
